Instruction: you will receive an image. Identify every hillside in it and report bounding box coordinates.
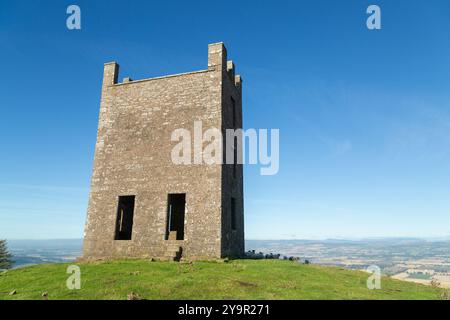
[0,259,444,300]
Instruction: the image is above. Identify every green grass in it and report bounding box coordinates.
[0,259,444,300]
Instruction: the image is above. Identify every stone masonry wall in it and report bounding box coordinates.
[82,43,244,260]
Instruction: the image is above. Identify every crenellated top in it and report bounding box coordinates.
[208,42,243,89]
[102,43,242,90]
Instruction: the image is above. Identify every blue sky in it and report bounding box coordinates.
[1,0,450,239]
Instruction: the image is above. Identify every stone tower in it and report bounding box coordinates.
[82,43,244,261]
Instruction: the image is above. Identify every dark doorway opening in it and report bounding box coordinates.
[115,196,135,240]
[166,194,186,240]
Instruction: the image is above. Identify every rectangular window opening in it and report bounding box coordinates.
[166,193,186,240]
[231,197,237,231]
[115,195,135,240]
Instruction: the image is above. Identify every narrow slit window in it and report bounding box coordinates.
[231,197,237,231]
[233,137,237,178]
[231,97,236,128]
[115,196,135,240]
[231,97,237,178]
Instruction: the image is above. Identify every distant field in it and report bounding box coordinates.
[246,239,450,276]
[408,272,432,280]
[0,259,444,300]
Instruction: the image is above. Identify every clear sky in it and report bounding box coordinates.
[1,0,450,240]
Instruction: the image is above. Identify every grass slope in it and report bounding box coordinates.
[0,259,443,300]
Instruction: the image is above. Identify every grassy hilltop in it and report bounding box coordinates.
[0,259,444,300]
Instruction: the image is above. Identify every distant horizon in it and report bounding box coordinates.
[6,236,450,242]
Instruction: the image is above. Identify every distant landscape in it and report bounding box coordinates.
[7,238,450,288]
[247,238,450,287]
[8,239,82,268]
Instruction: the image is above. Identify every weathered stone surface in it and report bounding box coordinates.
[82,43,244,260]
